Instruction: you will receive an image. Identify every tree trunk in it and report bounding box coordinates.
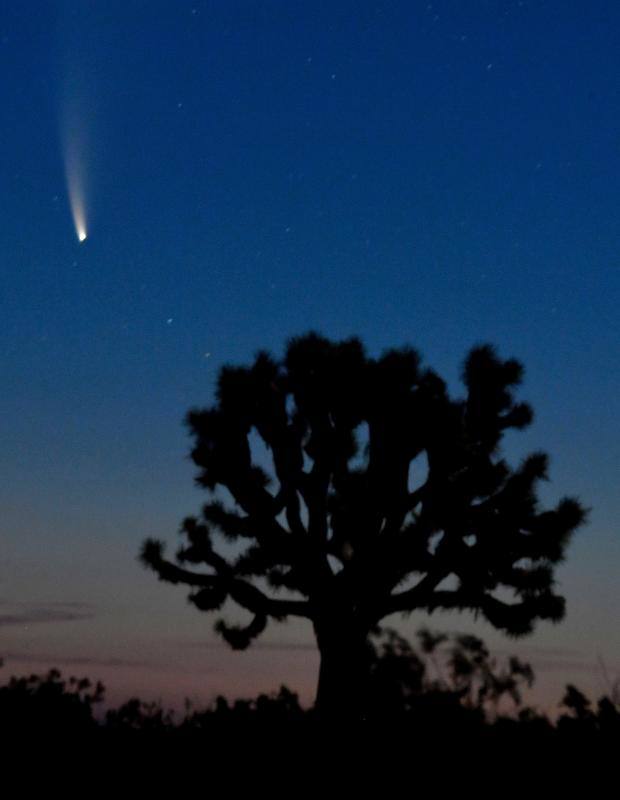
[313,618,372,721]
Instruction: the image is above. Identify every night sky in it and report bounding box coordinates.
[2,0,619,713]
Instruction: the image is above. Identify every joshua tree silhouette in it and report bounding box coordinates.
[141,332,587,719]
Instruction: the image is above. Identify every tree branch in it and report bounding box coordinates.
[141,539,312,621]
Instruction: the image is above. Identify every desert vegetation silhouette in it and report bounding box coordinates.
[3,636,620,738]
[141,332,588,720]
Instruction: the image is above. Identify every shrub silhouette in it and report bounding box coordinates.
[2,656,617,739]
[141,332,588,719]
[0,668,103,735]
[364,627,535,725]
[182,685,306,728]
[105,697,175,732]
[557,683,620,739]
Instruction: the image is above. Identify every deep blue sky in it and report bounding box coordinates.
[1,0,619,712]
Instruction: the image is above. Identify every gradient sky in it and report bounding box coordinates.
[1,0,619,715]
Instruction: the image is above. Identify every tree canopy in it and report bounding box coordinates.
[141,332,588,718]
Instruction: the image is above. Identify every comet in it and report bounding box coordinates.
[69,182,87,242]
[59,93,89,243]
[58,10,92,243]
[64,139,88,242]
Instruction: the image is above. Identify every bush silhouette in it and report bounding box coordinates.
[364,627,535,726]
[0,668,104,735]
[3,649,619,738]
[141,332,588,719]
